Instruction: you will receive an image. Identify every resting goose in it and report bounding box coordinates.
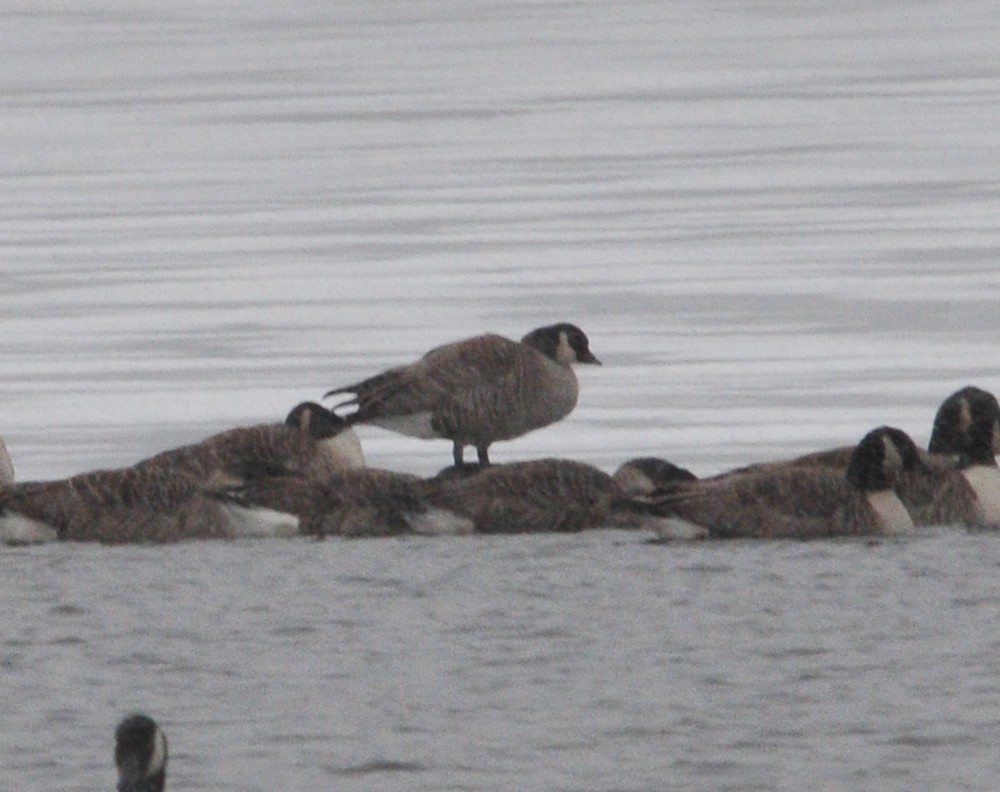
[0,402,360,544]
[324,323,601,466]
[731,386,999,474]
[896,388,1000,529]
[426,457,706,538]
[651,426,922,540]
[215,468,473,538]
[712,386,1000,531]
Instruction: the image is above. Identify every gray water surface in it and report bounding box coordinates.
[3,1,1000,789]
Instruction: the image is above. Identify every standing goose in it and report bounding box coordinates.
[425,457,706,537]
[0,402,361,544]
[324,323,601,466]
[215,467,474,538]
[651,426,922,540]
[115,713,167,792]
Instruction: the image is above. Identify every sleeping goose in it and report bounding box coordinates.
[713,386,1000,531]
[215,467,474,538]
[650,426,922,540]
[324,323,601,466]
[115,713,167,792]
[0,402,360,544]
[611,457,699,499]
[425,457,706,537]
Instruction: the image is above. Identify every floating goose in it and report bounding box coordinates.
[426,457,706,538]
[324,323,601,466]
[895,388,1000,529]
[0,402,360,544]
[650,426,921,540]
[731,386,999,474]
[610,457,699,498]
[712,386,1000,531]
[215,467,473,538]
[115,713,167,792]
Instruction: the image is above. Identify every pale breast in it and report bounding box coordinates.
[865,489,914,535]
[962,465,1000,527]
[502,355,579,437]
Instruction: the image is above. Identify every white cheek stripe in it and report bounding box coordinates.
[148,727,167,776]
[867,489,914,535]
[555,332,575,364]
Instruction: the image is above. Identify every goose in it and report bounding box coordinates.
[650,426,922,540]
[611,457,698,499]
[711,387,1000,531]
[155,400,365,485]
[895,388,1000,529]
[0,402,360,544]
[215,467,474,538]
[426,457,706,538]
[324,323,601,466]
[731,386,999,474]
[115,713,167,792]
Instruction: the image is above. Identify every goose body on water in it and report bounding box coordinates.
[714,386,1000,531]
[324,323,601,466]
[728,386,999,474]
[651,426,921,540]
[216,467,474,538]
[894,388,1000,529]
[115,713,167,792]
[0,402,362,544]
[426,457,706,537]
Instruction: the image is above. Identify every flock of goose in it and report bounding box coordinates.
[3,322,1000,545]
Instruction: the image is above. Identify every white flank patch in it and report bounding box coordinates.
[405,508,475,536]
[0,514,58,545]
[222,503,300,538]
[651,516,709,541]
[963,465,1000,527]
[867,489,914,535]
[372,412,438,439]
[323,427,367,468]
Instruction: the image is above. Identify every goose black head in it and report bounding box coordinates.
[928,386,1000,457]
[285,401,351,440]
[614,457,698,497]
[846,426,923,492]
[959,389,1000,466]
[521,323,601,365]
[115,713,167,792]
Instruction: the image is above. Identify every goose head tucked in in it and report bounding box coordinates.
[285,401,366,472]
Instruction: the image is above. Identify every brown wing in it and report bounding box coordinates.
[329,334,524,422]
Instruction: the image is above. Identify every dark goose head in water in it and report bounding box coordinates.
[115,713,167,792]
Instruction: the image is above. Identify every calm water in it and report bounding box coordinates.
[3,0,1000,789]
